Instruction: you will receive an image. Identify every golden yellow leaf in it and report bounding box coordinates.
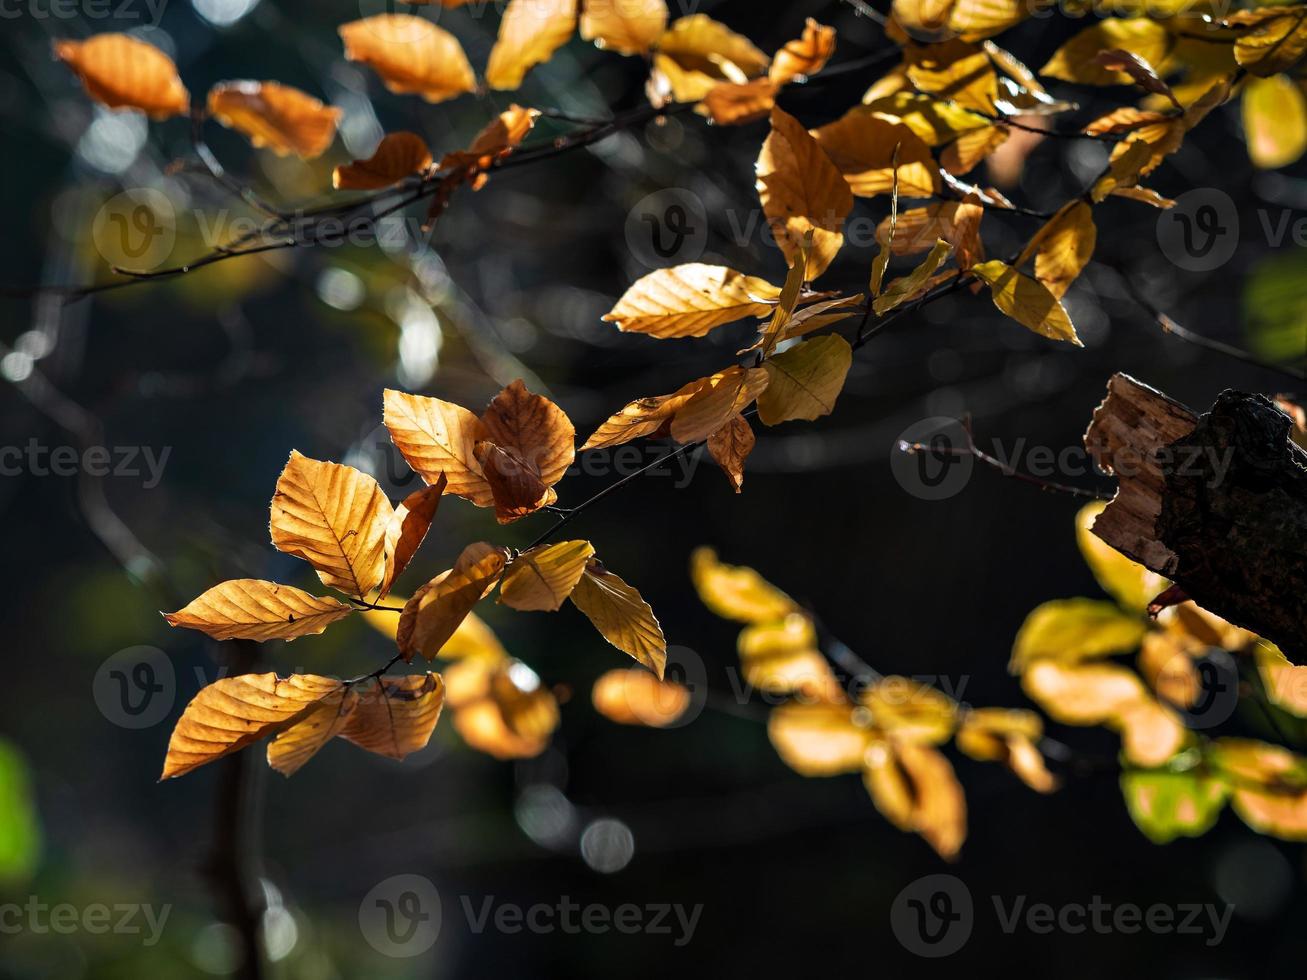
[1137,631,1201,709]
[1040,18,1170,86]
[162,673,344,779]
[592,668,689,727]
[486,0,579,91]
[811,109,940,198]
[580,392,690,451]
[207,81,341,159]
[956,708,1056,793]
[862,677,958,745]
[947,0,1032,40]
[379,477,447,600]
[1010,598,1147,670]
[669,366,770,443]
[971,259,1081,345]
[267,685,358,776]
[339,15,476,103]
[602,264,781,338]
[892,0,955,37]
[1030,201,1096,299]
[398,543,508,661]
[340,674,445,760]
[1021,659,1148,725]
[481,379,575,490]
[877,202,977,256]
[756,334,853,426]
[1090,136,1154,202]
[269,451,393,599]
[863,739,967,860]
[500,540,595,612]
[706,414,755,493]
[738,614,842,699]
[874,239,952,314]
[1115,698,1186,767]
[863,92,990,147]
[569,559,668,676]
[363,604,508,662]
[756,106,853,280]
[1075,501,1167,613]
[1256,642,1307,717]
[446,658,559,758]
[1234,8,1307,77]
[164,579,353,642]
[441,104,542,178]
[769,699,870,776]
[751,246,808,356]
[697,78,780,126]
[690,547,797,623]
[656,13,770,81]
[940,124,1010,174]
[53,34,189,119]
[333,132,433,190]
[580,0,667,56]
[1243,74,1307,168]
[905,38,997,113]
[384,389,491,506]
[769,18,836,85]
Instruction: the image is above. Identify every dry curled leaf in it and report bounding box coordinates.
[440,104,542,185]
[769,18,836,85]
[500,540,595,612]
[602,264,782,338]
[333,132,433,190]
[379,477,447,599]
[697,78,780,126]
[570,558,667,675]
[486,0,579,91]
[164,580,353,642]
[207,81,340,159]
[269,451,393,599]
[397,543,508,661]
[669,366,770,443]
[707,414,755,492]
[53,33,189,119]
[339,15,476,104]
[340,674,445,760]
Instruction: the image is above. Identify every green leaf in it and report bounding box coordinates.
[0,738,41,885]
[1121,768,1229,844]
[1010,598,1147,671]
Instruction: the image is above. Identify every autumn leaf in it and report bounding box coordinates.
[602,264,781,338]
[1010,598,1147,670]
[971,259,1081,345]
[580,0,668,56]
[652,14,770,104]
[811,109,940,198]
[1027,201,1096,299]
[873,239,952,314]
[1020,660,1148,725]
[941,124,1010,174]
[580,392,692,451]
[481,380,575,489]
[1040,18,1170,87]
[1121,769,1229,844]
[162,674,346,779]
[384,389,490,505]
[164,579,353,642]
[669,366,770,443]
[738,615,842,699]
[397,543,508,661]
[379,477,447,600]
[267,684,358,776]
[486,0,579,91]
[333,132,433,190]
[440,105,542,184]
[863,739,967,860]
[207,81,341,159]
[690,547,797,623]
[956,708,1056,793]
[1256,642,1307,717]
[340,674,445,761]
[757,334,853,425]
[756,106,853,280]
[862,92,990,147]
[53,33,189,119]
[751,246,808,357]
[339,15,476,104]
[706,414,755,492]
[1095,49,1180,108]
[446,657,559,758]
[592,668,689,727]
[769,18,836,85]
[863,676,958,745]
[947,0,1032,39]
[500,541,595,612]
[569,559,668,675]
[1243,74,1307,169]
[768,699,870,776]
[269,451,393,599]
[697,79,780,126]
[904,38,997,113]
[1233,8,1307,77]
[1075,501,1168,613]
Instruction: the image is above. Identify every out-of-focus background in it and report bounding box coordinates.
[1,1,1306,977]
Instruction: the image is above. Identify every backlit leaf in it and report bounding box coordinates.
[1243,74,1307,168]
[1234,8,1307,77]
[53,33,189,119]
[397,543,509,661]
[384,389,491,506]
[769,18,836,85]
[580,0,667,56]
[446,657,559,758]
[706,414,755,492]
[1010,598,1147,669]
[207,81,341,159]
[1040,18,1170,86]
[769,699,869,776]
[738,614,841,699]
[266,685,358,776]
[1121,769,1229,843]
[668,366,769,443]
[602,264,781,338]
[569,559,668,675]
[1020,660,1148,725]
[873,239,952,313]
[164,579,353,642]
[379,477,447,599]
[690,547,797,623]
[340,15,477,103]
[1075,501,1168,613]
[864,739,967,860]
[340,674,445,760]
[1030,201,1096,299]
[501,541,595,612]
[971,259,1081,345]
[697,78,779,126]
[812,109,940,198]
[592,668,689,727]
[757,334,853,425]
[333,132,433,190]
[486,0,579,90]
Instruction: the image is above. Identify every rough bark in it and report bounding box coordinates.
[1084,374,1307,664]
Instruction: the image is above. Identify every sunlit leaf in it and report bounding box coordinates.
[500,540,595,612]
[738,614,842,699]
[53,33,189,119]
[691,547,798,623]
[1040,18,1170,86]
[446,657,559,758]
[333,132,433,190]
[1233,7,1307,77]
[668,366,769,443]
[769,18,836,85]
[592,668,689,727]
[384,389,491,506]
[1121,768,1228,843]
[207,81,341,159]
[863,676,958,745]
[1243,74,1307,168]
[956,708,1056,792]
[580,0,667,56]
[379,477,447,600]
[971,259,1081,345]
[397,543,509,661]
[340,674,445,760]
[706,414,755,492]
[812,108,940,198]
[769,699,869,776]
[1011,598,1147,669]
[164,579,353,642]
[756,334,853,425]
[570,559,668,675]
[602,264,781,338]
[486,0,579,91]
[340,14,477,103]
[864,739,967,860]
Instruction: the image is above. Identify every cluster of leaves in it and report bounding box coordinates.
[1013,502,1307,844]
[161,383,666,778]
[691,548,1056,860]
